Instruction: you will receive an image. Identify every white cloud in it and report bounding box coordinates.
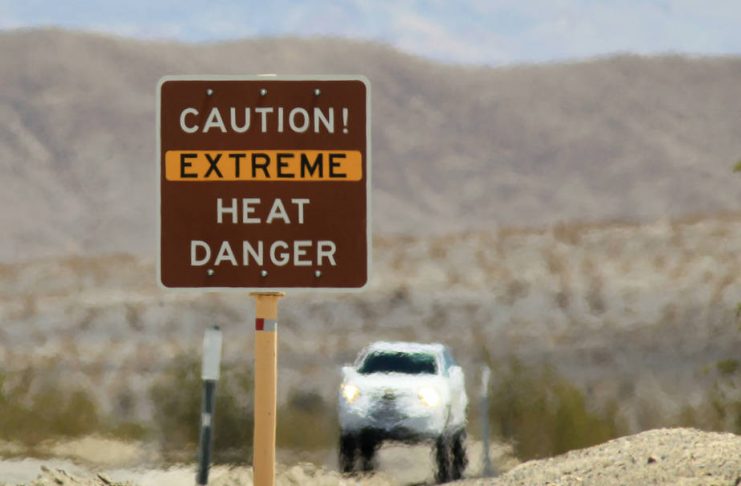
[389,10,487,63]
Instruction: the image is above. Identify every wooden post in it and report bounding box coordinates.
[251,292,284,486]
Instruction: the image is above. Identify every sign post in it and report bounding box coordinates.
[158,75,370,485]
[251,292,283,486]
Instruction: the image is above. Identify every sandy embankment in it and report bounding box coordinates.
[459,428,741,486]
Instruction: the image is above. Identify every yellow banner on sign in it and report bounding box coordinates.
[165,150,362,181]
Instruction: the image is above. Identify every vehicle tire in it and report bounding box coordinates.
[359,429,379,472]
[339,433,357,474]
[451,429,468,480]
[434,434,451,483]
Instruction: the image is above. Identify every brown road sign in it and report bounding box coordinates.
[157,75,370,289]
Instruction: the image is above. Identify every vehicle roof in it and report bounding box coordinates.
[363,341,446,355]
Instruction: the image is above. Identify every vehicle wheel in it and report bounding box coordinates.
[434,434,451,483]
[451,429,468,480]
[359,430,379,472]
[339,433,357,474]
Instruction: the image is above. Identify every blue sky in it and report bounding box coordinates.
[2,0,740,65]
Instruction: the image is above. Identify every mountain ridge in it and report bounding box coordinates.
[1,28,740,261]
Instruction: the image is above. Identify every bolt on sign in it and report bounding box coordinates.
[157,76,370,289]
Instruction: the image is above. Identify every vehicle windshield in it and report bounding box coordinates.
[358,351,437,375]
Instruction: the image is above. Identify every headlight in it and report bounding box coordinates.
[418,386,440,407]
[341,383,360,404]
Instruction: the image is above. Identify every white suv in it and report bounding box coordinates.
[338,342,468,482]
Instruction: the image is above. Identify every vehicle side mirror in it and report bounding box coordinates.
[341,365,355,378]
[449,366,463,380]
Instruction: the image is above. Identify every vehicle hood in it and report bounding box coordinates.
[343,369,447,398]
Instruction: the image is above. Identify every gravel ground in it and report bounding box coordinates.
[457,428,741,486]
[0,440,514,486]
[1,429,739,485]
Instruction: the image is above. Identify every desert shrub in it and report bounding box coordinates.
[0,368,101,446]
[708,357,741,433]
[277,390,337,452]
[503,279,529,305]
[716,358,739,377]
[677,358,741,433]
[105,421,149,441]
[487,358,620,460]
[149,355,253,463]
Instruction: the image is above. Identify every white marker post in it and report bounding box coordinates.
[197,326,223,486]
[480,365,494,477]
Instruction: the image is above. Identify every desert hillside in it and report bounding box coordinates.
[1,214,739,431]
[1,29,741,260]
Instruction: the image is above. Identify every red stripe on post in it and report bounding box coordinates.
[255,318,265,331]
